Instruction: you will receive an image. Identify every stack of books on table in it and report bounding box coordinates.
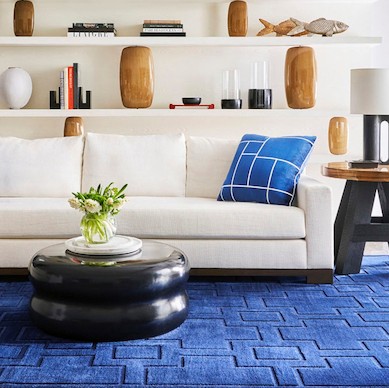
[67,23,117,37]
[140,20,186,37]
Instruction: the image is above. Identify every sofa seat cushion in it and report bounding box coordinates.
[0,197,305,240]
[0,198,81,238]
[117,197,306,239]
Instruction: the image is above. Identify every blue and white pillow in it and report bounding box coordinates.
[218,134,316,206]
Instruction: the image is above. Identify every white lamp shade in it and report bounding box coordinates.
[350,68,389,114]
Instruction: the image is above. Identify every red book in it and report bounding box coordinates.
[68,66,74,109]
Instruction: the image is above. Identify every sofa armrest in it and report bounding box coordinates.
[296,176,334,269]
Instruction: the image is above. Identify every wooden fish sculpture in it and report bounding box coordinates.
[287,18,349,37]
[256,18,308,36]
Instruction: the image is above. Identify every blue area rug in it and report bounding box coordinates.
[0,256,388,387]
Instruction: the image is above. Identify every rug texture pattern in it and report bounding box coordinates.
[0,256,388,387]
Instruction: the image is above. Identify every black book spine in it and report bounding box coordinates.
[68,27,116,33]
[73,23,114,29]
[73,63,79,109]
[143,23,183,28]
[140,32,186,37]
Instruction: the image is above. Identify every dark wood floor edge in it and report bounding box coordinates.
[190,268,334,284]
[0,268,29,276]
[1,267,334,284]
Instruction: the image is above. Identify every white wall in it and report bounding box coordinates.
[0,0,383,218]
[373,0,389,67]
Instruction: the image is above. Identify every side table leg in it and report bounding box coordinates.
[378,182,389,248]
[334,180,351,265]
[378,182,389,221]
[335,181,377,275]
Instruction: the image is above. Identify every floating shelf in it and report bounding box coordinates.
[0,109,353,118]
[0,36,382,47]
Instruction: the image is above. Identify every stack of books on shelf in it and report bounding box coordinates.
[140,20,186,37]
[49,63,91,109]
[67,23,116,37]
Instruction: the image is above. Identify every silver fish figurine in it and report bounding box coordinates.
[287,18,349,37]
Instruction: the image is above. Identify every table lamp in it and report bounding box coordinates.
[350,68,389,166]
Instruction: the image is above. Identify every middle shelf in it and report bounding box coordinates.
[0,109,352,118]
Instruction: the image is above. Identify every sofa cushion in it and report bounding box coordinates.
[117,197,306,239]
[0,198,81,238]
[82,133,186,196]
[186,136,239,198]
[218,134,316,206]
[0,197,305,239]
[0,136,83,197]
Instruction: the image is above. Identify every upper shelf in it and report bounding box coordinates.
[0,36,382,47]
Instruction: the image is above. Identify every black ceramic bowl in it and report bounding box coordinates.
[182,97,201,105]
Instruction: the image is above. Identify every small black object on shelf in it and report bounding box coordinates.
[248,89,272,109]
[49,88,91,109]
[182,97,201,105]
[79,88,91,109]
[221,99,242,109]
[49,89,61,109]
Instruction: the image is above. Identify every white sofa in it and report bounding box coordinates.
[0,132,333,283]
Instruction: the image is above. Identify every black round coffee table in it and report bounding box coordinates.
[29,240,190,342]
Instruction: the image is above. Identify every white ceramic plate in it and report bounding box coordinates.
[65,235,143,255]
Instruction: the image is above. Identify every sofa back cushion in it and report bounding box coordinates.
[82,133,186,196]
[186,136,239,198]
[0,136,84,197]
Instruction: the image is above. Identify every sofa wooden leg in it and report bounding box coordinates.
[307,269,334,284]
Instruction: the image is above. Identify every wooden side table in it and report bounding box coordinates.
[322,162,389,275]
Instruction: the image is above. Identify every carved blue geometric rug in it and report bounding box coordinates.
[0,256,388,387]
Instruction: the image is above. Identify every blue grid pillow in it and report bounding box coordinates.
[217,134,316,206]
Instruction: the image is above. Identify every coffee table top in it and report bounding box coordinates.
[30,240,187,270]
[322,162,389,182]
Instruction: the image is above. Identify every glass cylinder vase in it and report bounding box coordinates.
[249,61,272,109]
[221,69,242,109]
[80,212,117,244]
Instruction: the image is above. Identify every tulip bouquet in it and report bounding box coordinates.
[69,182,128,244]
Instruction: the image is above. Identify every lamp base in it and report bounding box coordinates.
[348,160,379,169]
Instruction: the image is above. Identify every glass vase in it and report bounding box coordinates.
[80,212,117,244]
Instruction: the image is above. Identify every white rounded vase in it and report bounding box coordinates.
[0,67,32,109]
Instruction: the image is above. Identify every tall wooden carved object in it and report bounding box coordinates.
[228,1,248,37]
[64,117,84,137]
[328,116,348,155]
[284,46,317,109]
[120,46,154,108]
[14,0,34,37]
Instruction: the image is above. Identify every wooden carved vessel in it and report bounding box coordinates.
[228,1,248,37]
[328,117,348,155]
[64,117,84,137]
[14,0,34,36]
[120,46,154,108]
[284,46,317,109]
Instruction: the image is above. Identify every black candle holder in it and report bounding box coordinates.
[221,99,242,109]
[248,89,272,109]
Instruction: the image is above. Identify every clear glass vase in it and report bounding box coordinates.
[80,212,117,244]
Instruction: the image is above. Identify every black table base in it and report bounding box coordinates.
[334,181,389,274]
[29,242,190,341]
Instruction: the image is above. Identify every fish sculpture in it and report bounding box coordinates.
[256,18,308,37]
[287,18,349,37]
